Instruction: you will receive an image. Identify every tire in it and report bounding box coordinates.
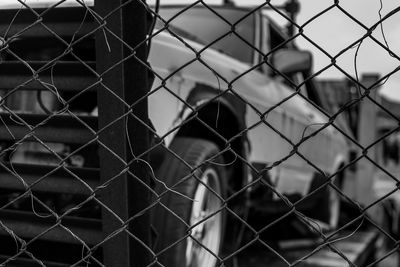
[154,138,227,267]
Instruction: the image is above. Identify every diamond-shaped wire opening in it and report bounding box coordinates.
[1,0,400,266]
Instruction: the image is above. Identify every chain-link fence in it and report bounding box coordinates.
[0,0,399,266]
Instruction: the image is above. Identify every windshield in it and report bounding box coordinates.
[157,7,255,64]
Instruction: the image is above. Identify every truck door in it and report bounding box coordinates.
[275,76,316,198]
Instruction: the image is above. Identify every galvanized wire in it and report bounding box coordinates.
[0,0,398,266]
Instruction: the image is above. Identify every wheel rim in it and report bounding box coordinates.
[186,168,222,267]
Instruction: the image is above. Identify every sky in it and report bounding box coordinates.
[1,0,400,101]
[289,0,400,102]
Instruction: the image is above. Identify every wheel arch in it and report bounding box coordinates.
[174,83,248,191]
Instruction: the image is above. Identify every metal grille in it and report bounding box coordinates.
[0,0,399,266]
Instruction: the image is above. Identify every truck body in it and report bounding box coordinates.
[0,1,354,266]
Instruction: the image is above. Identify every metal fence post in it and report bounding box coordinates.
[94,0,151,266]
[355,74,380,214]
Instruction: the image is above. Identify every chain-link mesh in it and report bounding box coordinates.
[0,0,399,266]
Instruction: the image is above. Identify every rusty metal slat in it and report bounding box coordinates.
[0,113,97,127]
[0,163,99,195]
[0,254,74,267]
[0,23,95,38]
[0,210,102,245]
[0,113,97,144]
[0,61,97,92]
[0,125,94,143]
[0,7,95,39]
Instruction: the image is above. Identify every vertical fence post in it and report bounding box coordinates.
[285,0,299,36]
[94,0,151,266]
[355,74,380,214]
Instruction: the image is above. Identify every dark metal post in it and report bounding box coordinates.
[95,0,151,266]
[285,0,300,36]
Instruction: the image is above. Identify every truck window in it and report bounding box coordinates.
[269,23,288,51]
[157,7,255,64]
[261,15,291,75]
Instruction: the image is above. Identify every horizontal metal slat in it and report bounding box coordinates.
[0,163,99,195]
[0,254,74,267]
[0,113,98,144]
[0,61,97,92]
[0,210,102,245]
[0,7,96,39]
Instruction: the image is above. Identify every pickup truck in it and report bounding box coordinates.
[149,5,352,266]
[0,1,352,266]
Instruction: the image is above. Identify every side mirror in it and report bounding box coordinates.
[271,49,312,75]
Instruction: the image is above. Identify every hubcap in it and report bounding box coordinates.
[186,168,222,267]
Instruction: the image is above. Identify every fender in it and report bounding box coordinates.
[184,83,247,132]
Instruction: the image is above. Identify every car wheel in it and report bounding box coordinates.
[154,138,227,267]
